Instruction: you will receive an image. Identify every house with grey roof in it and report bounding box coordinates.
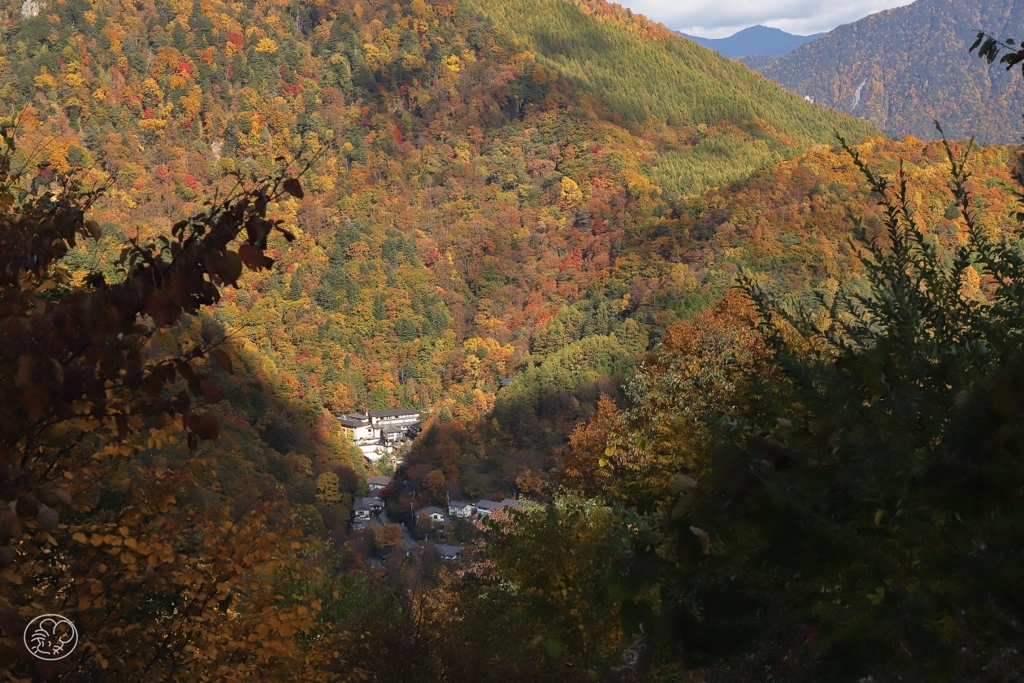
[422,506,447,522]
[382,425,407,444]
[367,407,421,421]
[474,498,520,517]
[432,544,462,560]
[353,498,373,521]
[400,525,421,555]
[367,475,391,492]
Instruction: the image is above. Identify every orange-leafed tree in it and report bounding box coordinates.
[598,289,769,510]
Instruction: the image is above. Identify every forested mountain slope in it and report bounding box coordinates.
[466,0,873,196]
[0,0,874,459]
[6,0,1024,676]
[752,0,1024,142]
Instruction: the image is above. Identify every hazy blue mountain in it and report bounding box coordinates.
[680,25,823,59]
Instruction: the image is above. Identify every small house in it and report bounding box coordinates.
[433,544,462,561]
[382,425,407,445]
[422,506,447,522]
[367,475,391,492]
[474,498,519,517]
[353,498,372,521]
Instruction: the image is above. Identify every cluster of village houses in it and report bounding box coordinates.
[339,408,523,562]
[351,475,521,561]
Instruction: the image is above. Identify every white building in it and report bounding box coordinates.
[448,501,473,518]
[422,506,447,522]
[338,409,422,447]
[338,413,375,443]
[367,408,421,431]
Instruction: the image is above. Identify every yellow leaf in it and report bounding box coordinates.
[72,532,87,543]
[874,509,884,525]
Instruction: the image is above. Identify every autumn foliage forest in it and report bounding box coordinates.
[1,0,1024,679]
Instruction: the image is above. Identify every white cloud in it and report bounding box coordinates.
[618,0,916,38]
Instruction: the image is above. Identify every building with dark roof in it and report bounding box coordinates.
[432,544,462,560]
[367,408,422,421]
[474,499,520,517]
[367,476,391,492]
[422,506,447,522]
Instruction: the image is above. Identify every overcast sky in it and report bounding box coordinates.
[616,0,916,38]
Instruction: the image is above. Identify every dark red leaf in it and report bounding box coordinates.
[0,509,22,541]
[141,372,164,397]
[21,385,50,423]
[175,360,202,396]
[144,291,178,327]
[282,177,304,199]
[210,349,233,374]
[220,250,243,284]
[200,378,222,403]
[185,412,220,440]
[238,244,273,272]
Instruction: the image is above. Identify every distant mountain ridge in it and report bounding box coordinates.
[680,26,823,59]
[749,0,1024,142]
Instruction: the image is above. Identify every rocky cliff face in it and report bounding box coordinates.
[750,0,1024,142]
